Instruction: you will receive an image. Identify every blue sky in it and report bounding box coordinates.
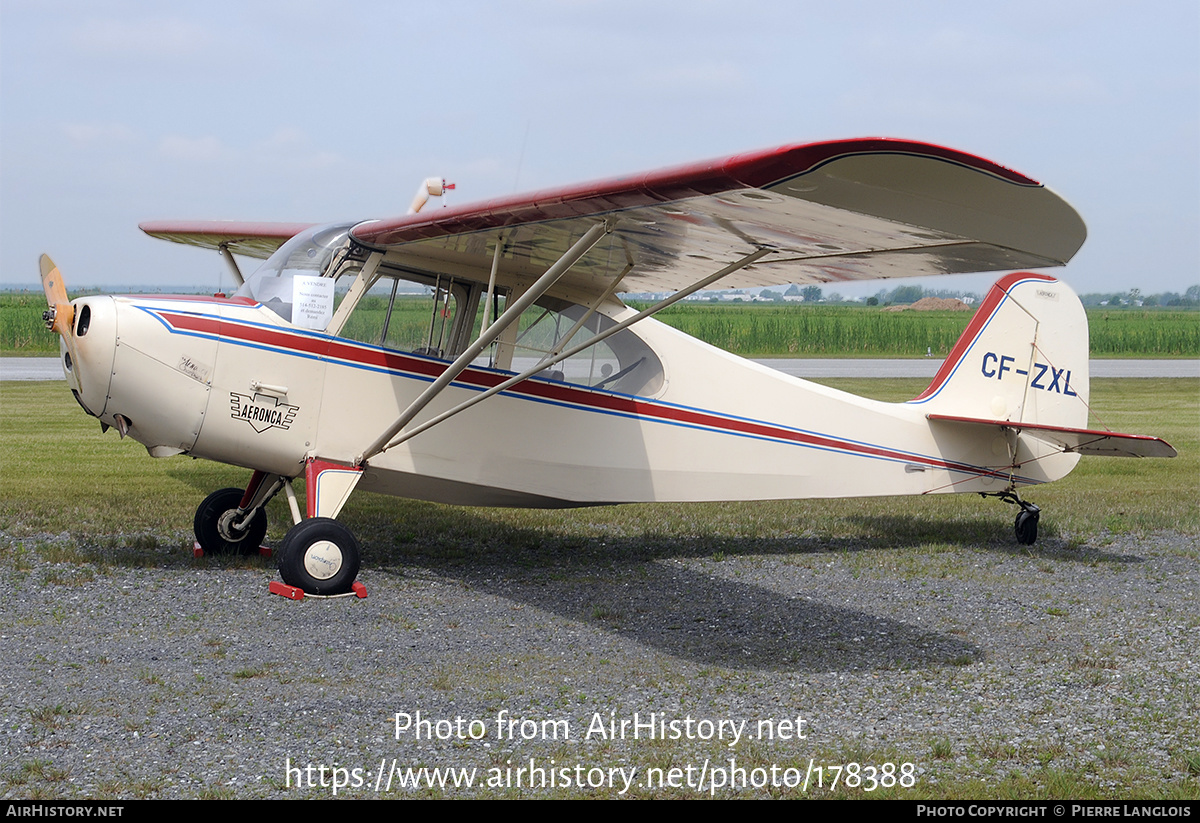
[2,0,1197,297]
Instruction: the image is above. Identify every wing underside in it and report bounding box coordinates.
[139,221,317,259]
[352,139,1086,297]
[140,138,1087,299]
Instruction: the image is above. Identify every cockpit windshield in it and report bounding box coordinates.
[236,222,358,327]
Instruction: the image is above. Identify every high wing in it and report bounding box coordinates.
[139,220,317,259]
[141,138,1086,299]
[352,137,1086,297]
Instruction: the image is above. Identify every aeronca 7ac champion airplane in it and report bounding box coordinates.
[40,138,1176,596]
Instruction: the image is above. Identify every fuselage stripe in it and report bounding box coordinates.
[138,304,1033,483]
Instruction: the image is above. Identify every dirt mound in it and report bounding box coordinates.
[883,297,973,312]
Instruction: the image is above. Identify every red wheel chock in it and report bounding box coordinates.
[268,580,368,601]
[269,580,306,600]
[192,541,272,559]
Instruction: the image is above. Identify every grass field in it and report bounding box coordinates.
[1,379,1196,799]
[4,292,1197,357]
[2,379,1196,544]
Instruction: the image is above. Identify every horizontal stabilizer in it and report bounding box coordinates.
[928,414,1177,458]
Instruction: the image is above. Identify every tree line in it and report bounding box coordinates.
[749,284,1200,307]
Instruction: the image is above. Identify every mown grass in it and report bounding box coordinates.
[2,378,1195,800]
[2,378,1195,553]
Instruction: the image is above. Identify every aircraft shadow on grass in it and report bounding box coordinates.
[133,473,1150,673]
[319,503,994,673]
[352,507,1137,672]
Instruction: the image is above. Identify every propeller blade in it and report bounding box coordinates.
[40,254,67,303]
[39,254,74,337]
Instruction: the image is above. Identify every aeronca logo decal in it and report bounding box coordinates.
[230,392,299,433]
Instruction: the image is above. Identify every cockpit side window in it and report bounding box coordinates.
[338,268,664,397]
[339,273,469,358]
[508,299,663,396]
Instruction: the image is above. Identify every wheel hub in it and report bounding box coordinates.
[217,509,249,542]
[304,540,344,580]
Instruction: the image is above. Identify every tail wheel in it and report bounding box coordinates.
[1015,506,1040,545]
[983,491,1042,546]
[278,518,360,595]
[194,488,268,556]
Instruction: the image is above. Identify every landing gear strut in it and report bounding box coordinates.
[198,463,365,596]
[982,490,1041,546]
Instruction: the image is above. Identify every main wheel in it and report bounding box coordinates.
[278,518,360,595]
[194,488,268,556]
[1014,506,1040,546]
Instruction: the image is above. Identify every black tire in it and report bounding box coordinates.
[193,487,268,556]
[1015,507,1040,546]
[278,518,360,595]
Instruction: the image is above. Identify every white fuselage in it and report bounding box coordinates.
[67,290,1077,509]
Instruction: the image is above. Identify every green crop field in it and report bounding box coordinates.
[3,292,1197,357]
[638,303,1199,358]
[0,292,54,354]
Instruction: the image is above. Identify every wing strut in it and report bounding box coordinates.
[480,234,504,330]
[356,220,612,465]
[217,243,245,286]
[370,246,773,455]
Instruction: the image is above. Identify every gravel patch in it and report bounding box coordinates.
[2,529,1196,798]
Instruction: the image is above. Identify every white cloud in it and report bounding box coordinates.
[63,122,138,145]
[259,128,309,151]
[252,129,345,169]
[70,17,213,60]
[158,134,228,163]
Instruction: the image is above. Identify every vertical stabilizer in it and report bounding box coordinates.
[910,272,1090,430]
